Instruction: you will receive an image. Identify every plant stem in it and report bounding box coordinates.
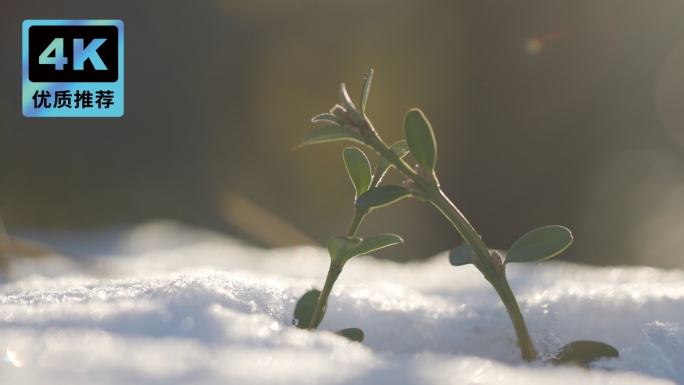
[347,209,369,237]
[367,135,537,361]
[309,208,369,330]
[430,190,536,360]
[308,263,341,330]
[493,274,536,361]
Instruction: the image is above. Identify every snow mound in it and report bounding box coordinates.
[1,220,683,384]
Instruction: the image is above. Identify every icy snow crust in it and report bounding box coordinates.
[1,221,684,384]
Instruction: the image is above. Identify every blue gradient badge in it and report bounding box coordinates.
[22,20,124,117]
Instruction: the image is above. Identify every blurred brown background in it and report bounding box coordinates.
[2,1,684,267]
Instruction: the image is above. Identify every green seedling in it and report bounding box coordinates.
[294,232,402,338]
[297,69,617,363]
[294,75,406,339]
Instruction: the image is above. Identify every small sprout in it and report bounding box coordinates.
[302,233,402,332]
[295,79,405,340]
[297,70,607,362]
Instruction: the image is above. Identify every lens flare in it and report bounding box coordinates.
[7,346,25,367]
[524,30,566,55]
[524,38,544,55]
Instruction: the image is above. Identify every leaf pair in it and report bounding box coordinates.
[328,234,403,266]
[293,233,399,333]
[449,226,573,267]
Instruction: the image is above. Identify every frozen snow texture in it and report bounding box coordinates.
[1,220,683,384]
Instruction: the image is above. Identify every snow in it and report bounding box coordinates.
[1,220,683,384]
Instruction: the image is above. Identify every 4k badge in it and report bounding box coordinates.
[22,20,124,117]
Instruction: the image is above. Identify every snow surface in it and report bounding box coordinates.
[1,220,684,384]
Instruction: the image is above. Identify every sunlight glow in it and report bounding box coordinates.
[7,346,25,367]
[524,30,566,55]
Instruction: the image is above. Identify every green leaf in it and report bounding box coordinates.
[552,340,619,366]
[355,185,412,209]
[404,108,437,176]
[338,83,364,124]
[343,147,372,196]
[335,328,365,342]
[449,242,474,266]
[312,113,344,126]
[327,236,361,264]
[373,140,410,187]
[293,289,323,329]
[298,126,362,147]
[343,233,403,262]
[339,83,357,112]
[388,140,410,162]
[505,226,573,264]
[360,70,373,115]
